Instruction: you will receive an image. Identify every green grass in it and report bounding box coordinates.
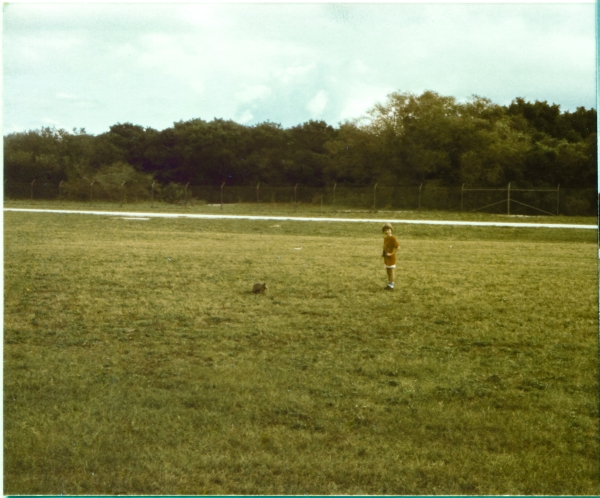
[4,206,599,494]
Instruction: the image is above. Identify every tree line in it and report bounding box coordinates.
[4,91,597,192]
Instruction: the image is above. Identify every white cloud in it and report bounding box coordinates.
[236,110,254,124]
[2,3,595,135]
[349,60,369,75]
[235,85,272,104]
[336,84,392,124]
[42,118,61,126]
[307,90,328,117]
[56,93,78,100]
[276,64,316,85]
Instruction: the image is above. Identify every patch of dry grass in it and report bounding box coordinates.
[4,210,598,494]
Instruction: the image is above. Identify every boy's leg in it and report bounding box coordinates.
[386,268,395,289]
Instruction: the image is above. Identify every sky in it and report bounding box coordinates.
[2,1,597,136]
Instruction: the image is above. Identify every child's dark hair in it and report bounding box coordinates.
[382,223,393,233]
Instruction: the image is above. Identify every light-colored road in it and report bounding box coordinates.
[4,207,597,229]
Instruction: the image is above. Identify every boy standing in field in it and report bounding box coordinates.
[382,223,399,290]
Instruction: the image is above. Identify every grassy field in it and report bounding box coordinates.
[4,204,599,494]
[4,198,598,226]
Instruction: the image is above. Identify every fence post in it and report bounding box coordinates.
[30,179,35,200]
[460,183,465,211]
[294,183,298,212]
[90,180,95,203]
[418,183,423,210]
[121,182,126,207]
[507,182,511,215]
[59,180,64,200]
[556,184,560,215]
[151,181,155,208]
[221,182,225,210]
[256,183,260,206]
[184,182,190,205]
[373,183,378,210]
[333,182,337,208]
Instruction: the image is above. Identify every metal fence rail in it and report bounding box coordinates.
[4,181,597,217]
[461,183,562,216]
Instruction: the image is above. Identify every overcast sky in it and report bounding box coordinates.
[3,2,597,136]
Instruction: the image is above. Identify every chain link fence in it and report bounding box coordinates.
[4,180,597,216]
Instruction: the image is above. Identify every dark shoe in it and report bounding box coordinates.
[384,285,394,290]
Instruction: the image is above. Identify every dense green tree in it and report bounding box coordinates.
[4,92,596,192]
[507,98,597,143]
[457,99,529,186]
[282,121,337,186]
[363,91,504,185]
[288,120,337,154]
[62,160,155,201]
[563,107,597,140]
[4,127,65,182]
[103,123,155,170]
[508,98,564,139]
[506,98,597,187]
[242,121,289,185]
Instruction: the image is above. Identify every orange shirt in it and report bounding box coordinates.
[383,235,399,266]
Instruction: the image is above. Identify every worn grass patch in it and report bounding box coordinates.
[4,210,598,494]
